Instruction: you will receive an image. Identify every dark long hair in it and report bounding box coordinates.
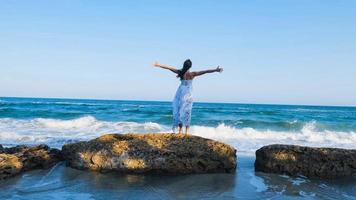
[177,59,192,80]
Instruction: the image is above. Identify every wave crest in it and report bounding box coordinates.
[0,116,165,147]
[1,116,356,154]
[191,123,356,154]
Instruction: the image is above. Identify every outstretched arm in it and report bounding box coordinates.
[153,62,179,74]
[192,66,223,77]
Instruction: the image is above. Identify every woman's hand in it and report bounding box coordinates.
[152,62,179,74]
[153,61,160,67]
[216,66,223,73]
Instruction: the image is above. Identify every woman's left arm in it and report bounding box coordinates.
[192,66,223,77]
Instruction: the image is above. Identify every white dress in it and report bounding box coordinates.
[172,80,193,128]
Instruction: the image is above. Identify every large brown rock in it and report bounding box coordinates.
[62,133,237,174]
[0,144,62,180]
[255,144,356,178]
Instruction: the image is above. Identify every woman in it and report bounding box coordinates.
[153,59,223,135]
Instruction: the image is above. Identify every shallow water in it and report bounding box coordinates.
[1,156,356,200]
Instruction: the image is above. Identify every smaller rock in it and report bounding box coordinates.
[0,154,22,180]
[21,145,62,171]
[0,144,63,180]
[255,144,356,178]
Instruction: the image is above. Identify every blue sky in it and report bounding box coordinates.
[0,0,355,106]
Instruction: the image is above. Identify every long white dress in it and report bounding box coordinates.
[172,80,193,128]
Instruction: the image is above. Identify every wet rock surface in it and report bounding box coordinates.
[0,144,62,180]
[255,144,356,178]
[62,133,237,174]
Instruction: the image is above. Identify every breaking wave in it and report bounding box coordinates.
[1,116,356,154]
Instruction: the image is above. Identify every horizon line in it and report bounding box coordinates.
[1,96,355,108]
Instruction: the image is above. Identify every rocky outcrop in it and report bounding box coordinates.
[62,133,237,174]
[255,144,356,178]
[0,144,62,180]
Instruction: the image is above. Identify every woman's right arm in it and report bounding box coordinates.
[153,62,179,74]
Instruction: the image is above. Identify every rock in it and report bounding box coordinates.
[255,144,356,178]
[0,154,22,180]
[0,144,62,180]
[62,133,237,174]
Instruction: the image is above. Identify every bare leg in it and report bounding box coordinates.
[178,124,183,135]
[185,126,190,136]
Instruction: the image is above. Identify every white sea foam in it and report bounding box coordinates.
[1,116,356,153]
[0,116,165,148]
[191,123,356,154]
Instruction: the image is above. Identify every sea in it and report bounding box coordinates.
[1,97,356,199]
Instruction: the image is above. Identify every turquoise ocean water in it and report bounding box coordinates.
[1,97,355,152]
[1,97,356,199]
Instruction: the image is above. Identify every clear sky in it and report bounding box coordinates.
[0,0,355,106]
